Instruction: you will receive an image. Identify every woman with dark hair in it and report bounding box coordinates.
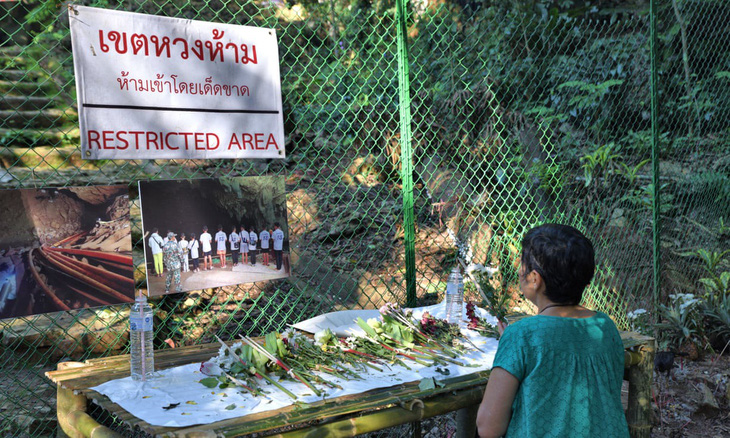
[476,224,628,438]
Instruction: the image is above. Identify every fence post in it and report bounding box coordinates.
[650,0,661,306]
[395,0,417,308]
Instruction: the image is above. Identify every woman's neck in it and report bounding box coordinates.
[538,302,575,314]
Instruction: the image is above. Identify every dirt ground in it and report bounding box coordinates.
[649,353,730,438]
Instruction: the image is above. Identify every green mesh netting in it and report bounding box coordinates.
[0,1,728,436]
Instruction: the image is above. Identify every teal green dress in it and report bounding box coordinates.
[493,312,629,437]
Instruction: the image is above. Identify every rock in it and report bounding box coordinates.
[692,383,720,418]
[106,192,130,220]
[68,185,125,204]
[343,154,391,186]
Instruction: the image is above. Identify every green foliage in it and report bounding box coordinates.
[557,79,625,112]
[699,272,730,297]
[702,293,730,348]
[683,248,730,276]
[675,247,730,350]
[580,142,621,188]
[617,159,650,185]
[655,293,704,350]
[529,161,567,196]
[622,183,674,215]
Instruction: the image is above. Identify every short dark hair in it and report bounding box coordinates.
[203,226,208,231]
[274,222,280,228]
[218,224,223,230]
[521,223,595,305]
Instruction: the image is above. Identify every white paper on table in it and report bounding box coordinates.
[293,302,498,337]
[91,305,500,428]
[291,309,381,336]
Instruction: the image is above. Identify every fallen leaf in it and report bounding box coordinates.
[225,404,236,410]
[418,377,444,391]
[162,403,180,410]
[199,377,219,388]
[186,401,198,405]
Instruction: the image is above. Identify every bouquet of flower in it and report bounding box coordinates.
[465,263,511,323]
[466,301,499,338]
[354,303,481,367]
[199,303,486,398]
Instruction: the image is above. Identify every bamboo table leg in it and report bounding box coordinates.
[627,343,655,438]
[455,405,478,438]
[55,362,123,438]
[57,363,87,438]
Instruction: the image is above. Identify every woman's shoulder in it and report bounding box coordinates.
[505,311,617,334]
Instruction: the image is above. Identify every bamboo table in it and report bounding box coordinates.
[46,332,654,438]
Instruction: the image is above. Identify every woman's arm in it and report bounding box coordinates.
[476,367,519,438]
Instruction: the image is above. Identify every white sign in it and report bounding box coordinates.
[68,5,285,160]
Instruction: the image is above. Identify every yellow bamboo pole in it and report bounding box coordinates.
[627,342,655,438]
[271,386,484,437]
[55,362,122,438]
[67,411,123,438]
[56,362,87,438]
[455,405,478,438]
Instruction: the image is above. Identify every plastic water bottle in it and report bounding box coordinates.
[445,267,464,325]
[129,294,154,381]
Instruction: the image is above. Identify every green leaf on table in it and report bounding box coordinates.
[199,377,219,388]
[230,362,245,374]
[265,332,279,357]
[356,317,379,338]
[418,377,444,391]
[225,403,236,410]
[277,338,288,357]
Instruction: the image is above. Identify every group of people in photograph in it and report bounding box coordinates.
[147,223,285,294]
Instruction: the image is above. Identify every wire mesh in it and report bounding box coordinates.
[0,1,728,436]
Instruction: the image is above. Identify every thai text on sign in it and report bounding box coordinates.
[68,5,285,160]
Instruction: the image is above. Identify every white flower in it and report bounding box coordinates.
[627,309,647,320]
[466,263,486,275]
[679,299,699,313]
[314,329,334,346]
[281,328,296,341]
[668,293,700,313]
[199,361,223,376]
[210,342,243,369]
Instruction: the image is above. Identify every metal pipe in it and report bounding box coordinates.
[395,0,417,308]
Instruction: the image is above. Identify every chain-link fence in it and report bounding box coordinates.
[1,0,728,436]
